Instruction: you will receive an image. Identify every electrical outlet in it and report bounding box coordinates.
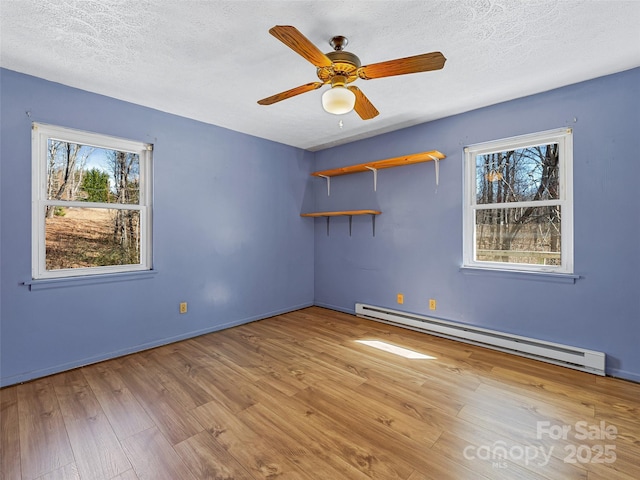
[397,293,404,305]
[179,302,188,314]
[429,299,436,310]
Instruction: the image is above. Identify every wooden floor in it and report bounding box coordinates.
[1,307,639,480]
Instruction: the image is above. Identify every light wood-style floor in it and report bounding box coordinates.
[1,306,639,480]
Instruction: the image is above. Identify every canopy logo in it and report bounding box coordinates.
[463,441,553,468]
[462,421,618,469]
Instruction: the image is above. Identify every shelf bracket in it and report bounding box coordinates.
[349,215,353,236]
[326,216,330,236]
[319,175,331,196]
[427,154,440,186]
[371,214,376,237]
[365,166,378,191]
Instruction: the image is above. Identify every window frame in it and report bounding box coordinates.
[31,123,153,280]
[463,127,573,274]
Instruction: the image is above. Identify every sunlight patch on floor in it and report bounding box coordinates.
[356,340,436,359]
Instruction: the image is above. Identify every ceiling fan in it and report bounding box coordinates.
[257,25,446,120]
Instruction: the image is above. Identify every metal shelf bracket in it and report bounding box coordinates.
[427,154,440,186]
[365,166,378,191]
[319,175,331,196]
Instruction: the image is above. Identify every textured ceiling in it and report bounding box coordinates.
[1,1,639,151]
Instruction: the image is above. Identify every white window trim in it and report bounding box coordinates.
[31,123,153,279]
[463,127,573,274]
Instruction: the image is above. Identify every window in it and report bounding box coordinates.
[463,128,573,274]
[32,123,152,279]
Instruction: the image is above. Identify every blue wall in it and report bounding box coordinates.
[0,69,314,386]
[2,67,639,385]
[311,67,640,381]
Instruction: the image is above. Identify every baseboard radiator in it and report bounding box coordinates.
[355,303,606,376]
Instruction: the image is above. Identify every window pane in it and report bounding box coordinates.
[475,144,559,204]
[46,140,140,204]
[45,207,140,270]
[475,206,561,266]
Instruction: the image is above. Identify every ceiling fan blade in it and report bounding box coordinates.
[269,25,333,68]
[257,82,324,105]
[358,52,446,80]
[348,86,379,120]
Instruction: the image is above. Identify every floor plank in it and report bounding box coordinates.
[52,370,131,479]
[33,462,80,480]
[121,427,196,480]
[245,399,374,479]
[81,362,155,441]
[174,430,255,480]
[1,386,22,479]
[109,468,140,480]
[16,379,74,480]
[191,400,317,480]
[117,355,204,445]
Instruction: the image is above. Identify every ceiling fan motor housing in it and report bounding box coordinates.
[317,48,362,84]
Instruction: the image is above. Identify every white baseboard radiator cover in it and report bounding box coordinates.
[355,303,605,376]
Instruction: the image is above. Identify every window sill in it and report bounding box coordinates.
[23,270,158,291]
[459,266,580,284]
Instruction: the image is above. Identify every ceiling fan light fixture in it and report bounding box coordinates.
[322,85,355,115]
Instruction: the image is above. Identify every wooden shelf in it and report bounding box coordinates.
[300,210,380,236]
[300,210,381,218]
[310,150,445,178]
[311,150,445,195]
